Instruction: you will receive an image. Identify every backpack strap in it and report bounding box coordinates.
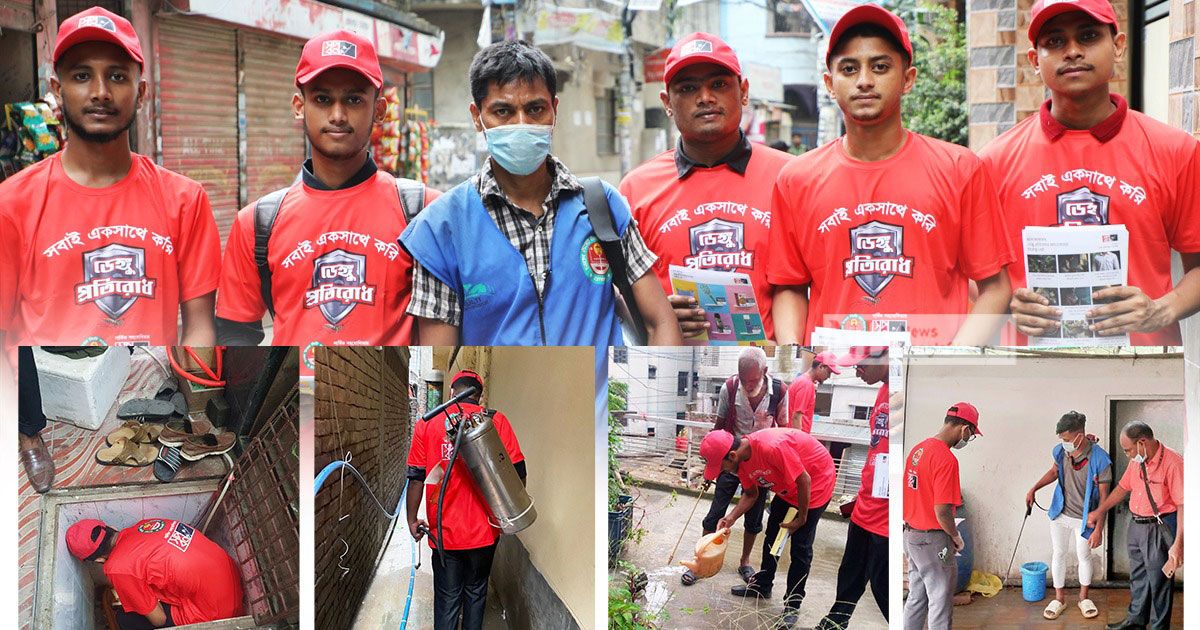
[580,176,647,346]
[716,375,738,434]
[254,187,290,317]
[767,377,784,420]
[394,177,426,223]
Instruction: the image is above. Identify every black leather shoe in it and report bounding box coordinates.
[730,583,771,598]
[775,609,799,628]
[1106,619,1147,630]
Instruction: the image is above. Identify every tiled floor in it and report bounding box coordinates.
[944,586,1184,628]
[17,347,229,630]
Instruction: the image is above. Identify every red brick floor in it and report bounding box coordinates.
[944,586,1184,628]
[17,348,228,630]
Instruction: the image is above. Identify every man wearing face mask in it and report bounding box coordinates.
[399,40,680,350]
[1086,421,1183,630]
[902,401,981,630]
[1024,411,1112,621]
[688,347,788,587]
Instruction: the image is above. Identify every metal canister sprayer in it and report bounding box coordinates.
[453,409,537,534]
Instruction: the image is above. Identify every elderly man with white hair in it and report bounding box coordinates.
[682,346,789,586]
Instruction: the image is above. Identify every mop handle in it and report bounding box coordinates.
[667,487,706,565]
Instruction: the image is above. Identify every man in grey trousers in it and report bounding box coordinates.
[1086,421,1184,629]
[901,402,982,629]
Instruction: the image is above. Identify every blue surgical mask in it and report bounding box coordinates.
[479,117,553,176]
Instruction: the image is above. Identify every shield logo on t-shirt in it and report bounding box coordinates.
[1056,187,1109,226]
[687,218,748,272]
[309,249,371,325]
[844,221,914,298]
[78,243,151,320]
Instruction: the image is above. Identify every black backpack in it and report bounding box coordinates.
[253,177,425,316]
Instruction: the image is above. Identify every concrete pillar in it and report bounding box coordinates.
[130,0,157,156]
[1167,0,1198,138]
[33,0,56,96]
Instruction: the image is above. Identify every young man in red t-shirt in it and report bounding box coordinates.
[0,7,220,362]
[405,370,525,630]
[767,5,1012,346]
[981,0,1200,346]
[215,30,438,369]
[66,517,244,627]
[817,345,889,628]
[700,427,835,626]
[903,402,982,630]
[618,33,793,340]
[787,349,840,433]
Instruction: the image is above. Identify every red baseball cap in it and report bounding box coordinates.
[53,7,144,66]
[451,369,484,390]
[837,346,888,367]
[946,401,982,435]
[663,32,742,86]
[699,429,736,482]
[1028,0,1118,44]
[66,519,108,560]
[826,3,913,66]
[811,350,842,375]
[296,30,383,89]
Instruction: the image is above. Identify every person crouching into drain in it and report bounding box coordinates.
[66,517,244,628]
[406,369,527,630]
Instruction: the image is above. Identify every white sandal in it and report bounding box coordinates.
[1078,599,1099,619]
[1043,599,1066,620]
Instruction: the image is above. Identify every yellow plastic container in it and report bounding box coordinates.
[679,528,731,578]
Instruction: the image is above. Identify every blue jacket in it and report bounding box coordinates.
[1048,441,1112,538]
[399,178,627,348]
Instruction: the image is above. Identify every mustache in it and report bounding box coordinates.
[1058,64,1094,75]
[82,105,119,115]
[694,108,723,117]
[322,126,354,134]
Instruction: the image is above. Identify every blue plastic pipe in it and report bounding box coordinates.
[314,460,416,628]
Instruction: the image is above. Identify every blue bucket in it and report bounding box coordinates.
[1020,561,1048,602]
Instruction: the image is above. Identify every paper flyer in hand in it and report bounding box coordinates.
[1022,225,1130,347]
[668,265,767,346]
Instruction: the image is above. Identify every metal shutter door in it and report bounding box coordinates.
[240,30,305,204]
[156,17,239,240]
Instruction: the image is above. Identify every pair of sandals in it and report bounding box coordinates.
[681,564,754,586]
[96,417,215,467]
[1043,598,1099,620]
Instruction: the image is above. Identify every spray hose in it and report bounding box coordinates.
[314,460,421,629]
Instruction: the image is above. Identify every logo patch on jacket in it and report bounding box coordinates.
[580,236,611,284]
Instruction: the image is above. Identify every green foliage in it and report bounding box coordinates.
[609,564,660,630]
[609,380,630,511]
[890,0,968,146]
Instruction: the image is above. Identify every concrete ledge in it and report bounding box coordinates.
[490,536,581,630]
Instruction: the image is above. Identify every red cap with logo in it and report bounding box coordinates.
[1028,0,1118,44]
[699,429,736,482]
[947,401,981,435]
[296,30,383,89]
[66,519,109,560]
[826,3,913,66]
[663,32,742,86]
[836,346,888,367]
[811,350,842,374]
[53,7,144,66]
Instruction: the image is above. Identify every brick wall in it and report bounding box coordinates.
[966,0,1130,149]
[314,347,411,630]
[1169,0,1199,137]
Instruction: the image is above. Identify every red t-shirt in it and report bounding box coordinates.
[786,372,817,433]
[738,427,835,509]
[766,131,1013,345]
[216,173,438,370]
[618,144,793,339]
[980,96,1200,346]
[0,153,220,360]
[903,436,961,531]
[103,518,244,625]
[406,402,525,550]
[852,384,889,537]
